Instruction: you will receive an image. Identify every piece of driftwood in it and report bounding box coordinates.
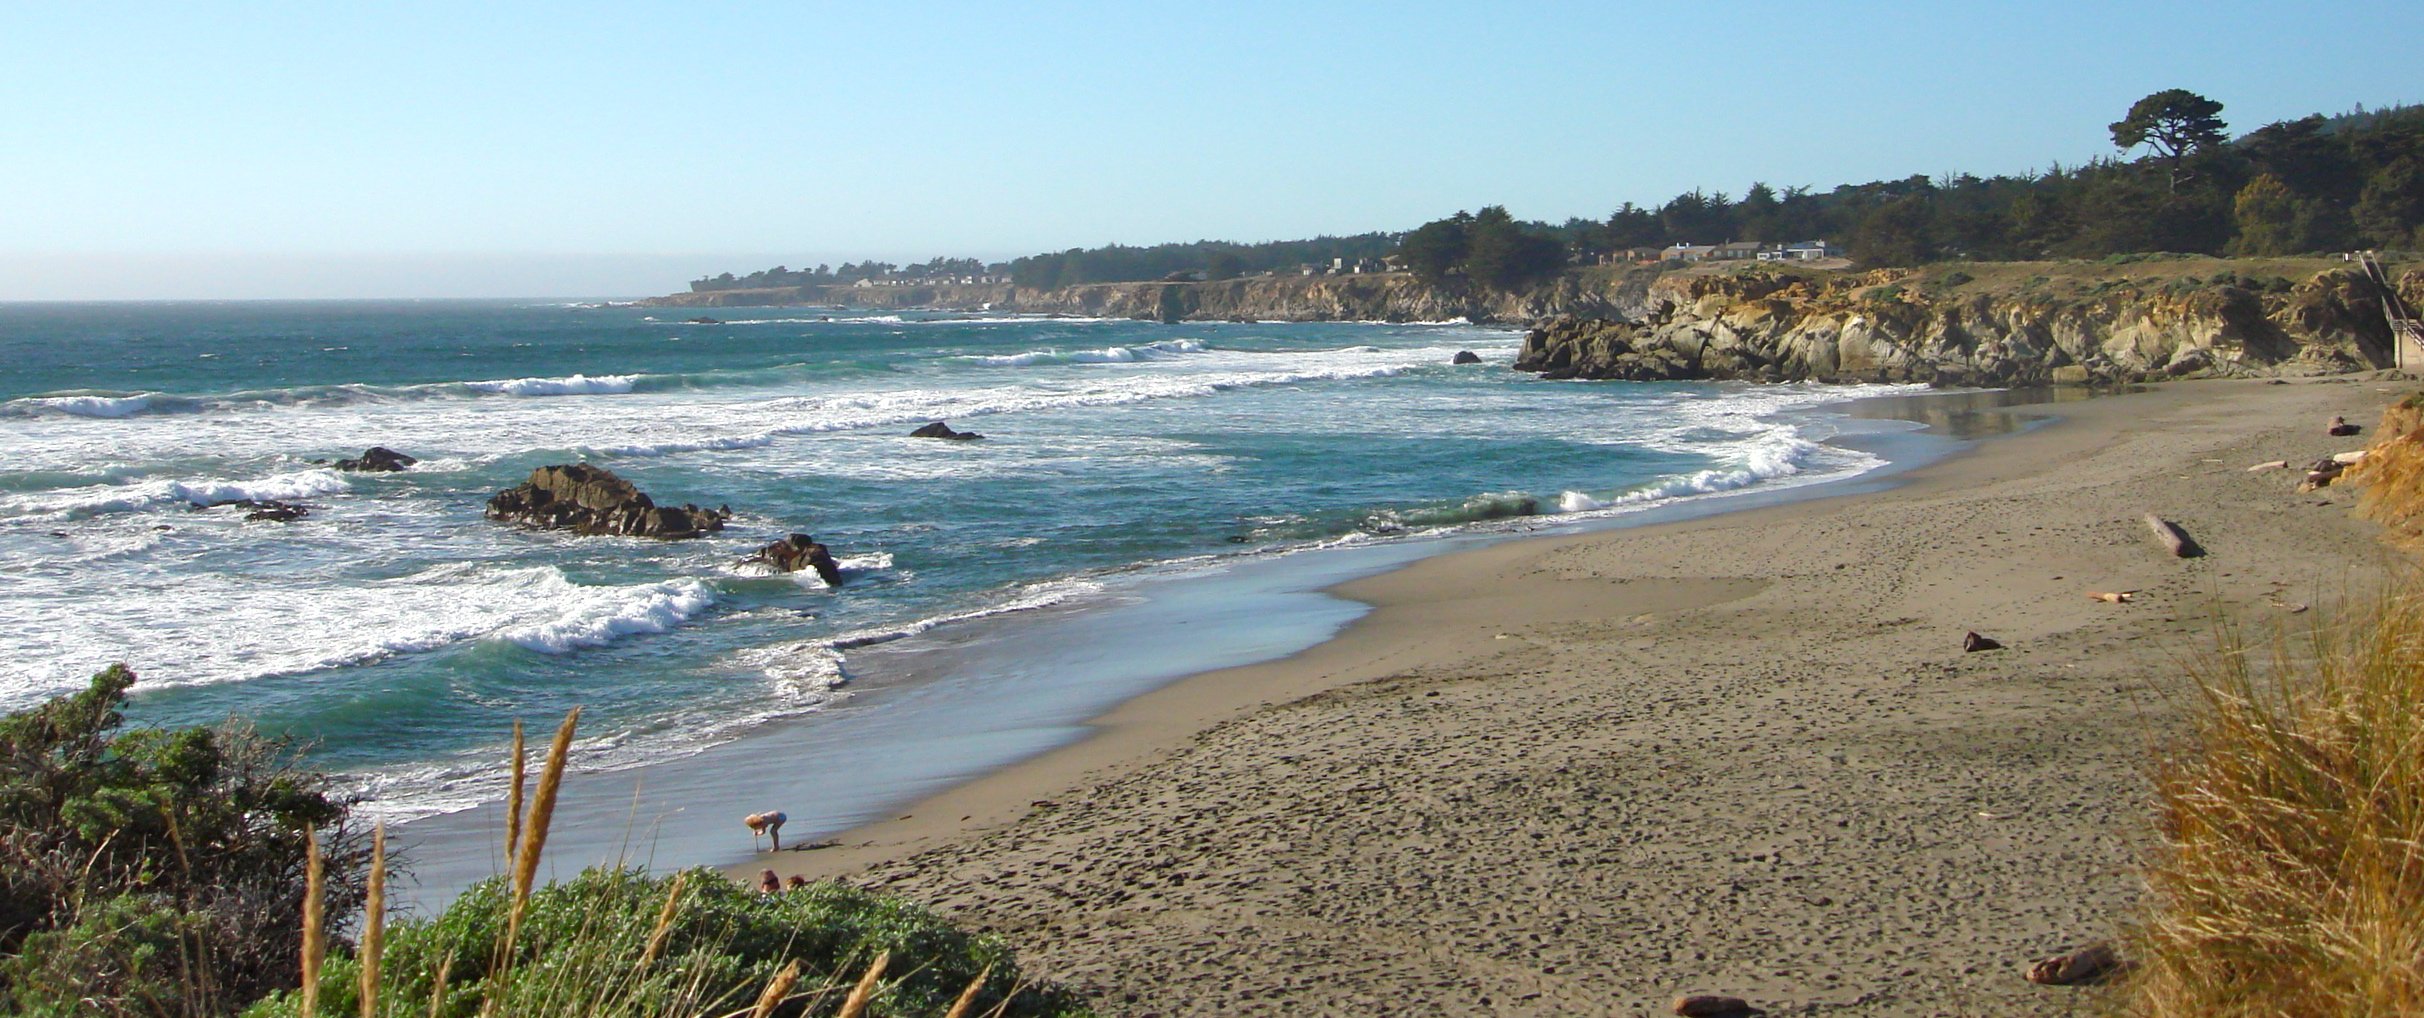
[2086,591,2135,604]
[2327,415,2361,437]
[2332,450,2369,465]
[2144,514,2203,557]
[2246,459,2288,471]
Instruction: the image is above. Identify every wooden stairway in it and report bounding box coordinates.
[2359,250,2424,370]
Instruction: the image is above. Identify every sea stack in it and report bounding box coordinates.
[484,463,728,539]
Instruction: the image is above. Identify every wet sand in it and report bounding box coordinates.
[750,378,2407,1016]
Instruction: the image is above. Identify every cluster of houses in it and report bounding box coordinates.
[851,273,1007,288]
[1599,240,1840,265]
[1303,257,1391,276]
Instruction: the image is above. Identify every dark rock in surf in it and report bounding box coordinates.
[910,421,984,441]
[746,533,844,587]
[184,499,310,522]
[242,501,309,522]
[686,317,723,325]
[485,463,728,539]
[332,446,417,472]
[1451,350,1482,365]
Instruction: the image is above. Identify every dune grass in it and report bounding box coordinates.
[2121,579,2424,1015]
[247,708,1088,1018]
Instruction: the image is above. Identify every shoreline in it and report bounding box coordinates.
[733,391,1995,883]
[390,379,1957,907]
[745,376,2409,1014]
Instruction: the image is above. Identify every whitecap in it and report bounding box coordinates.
[498,578,716,653]
[461,373,638,397]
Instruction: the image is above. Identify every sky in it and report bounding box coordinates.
[3,2,2420,300]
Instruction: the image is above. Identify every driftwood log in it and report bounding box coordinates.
[2144,514,2203,557]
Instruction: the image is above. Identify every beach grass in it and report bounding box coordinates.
[247,708,1087,1018]
[2122,580,2424,1015]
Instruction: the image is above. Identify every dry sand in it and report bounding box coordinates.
[751,378,2411,1016]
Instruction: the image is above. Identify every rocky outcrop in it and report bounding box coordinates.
[332,447,416,472]
[909,421,984,440]
[1451,350,1483,364]
[485,464,728,539]
[1516,264,2423,386]
[745,534,843,586]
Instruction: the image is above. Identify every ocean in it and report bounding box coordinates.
[0,300,1921,889]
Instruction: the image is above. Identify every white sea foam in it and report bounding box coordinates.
[1558,433,1821,512]
[499,578,716,653]
[836,552,893,572]
[461,373,638,397]
[958,338,1206,368]
[0,468,354,520]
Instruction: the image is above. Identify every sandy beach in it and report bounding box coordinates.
[749,378,2408,1016]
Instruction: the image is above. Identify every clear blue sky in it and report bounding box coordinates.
[3,2,2418,299]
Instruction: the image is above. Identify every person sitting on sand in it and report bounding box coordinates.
[745,810,788,850]
[757,868,780,894]
[786,875,809,890]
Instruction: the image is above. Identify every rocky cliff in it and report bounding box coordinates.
[640,271,1655,325]
[1515,262,2424,386]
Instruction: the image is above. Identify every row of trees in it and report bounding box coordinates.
[1002,233,1400,290]
[685,93,2424,297]
[691,255,1000,292]
[1397,206,1565,290]
[1520,93,2424,269]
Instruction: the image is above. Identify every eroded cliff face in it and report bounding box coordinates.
[640,271,1653,324]
[1515,265,2423,386]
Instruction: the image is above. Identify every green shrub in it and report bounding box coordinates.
[0,666,369,1017]
[245,866,1090,1018]
[1936,270,1974,288]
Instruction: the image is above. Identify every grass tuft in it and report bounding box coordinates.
[2123,581,2424,1015]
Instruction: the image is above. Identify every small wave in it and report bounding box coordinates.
[957,339,1206,368]
[498,578,716,654]
[2,392,194,419]
[1364,491,1541,533]
[461,373,638,397]
[1558,433,1823,512]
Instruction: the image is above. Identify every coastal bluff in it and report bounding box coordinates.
[638,271,1649,325]
[1516,260,2424,386]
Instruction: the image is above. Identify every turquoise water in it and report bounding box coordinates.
[0,300,1901,824]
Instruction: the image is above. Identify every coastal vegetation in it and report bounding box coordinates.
[0,671,1084,1017]
[683,92,2424,300]
[0,665,370,1017]
[2125,579,2424,1014]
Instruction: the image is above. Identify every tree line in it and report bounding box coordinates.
[691,256,996,292]
[1409,92,2424,282]
[688,92,2424,296]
